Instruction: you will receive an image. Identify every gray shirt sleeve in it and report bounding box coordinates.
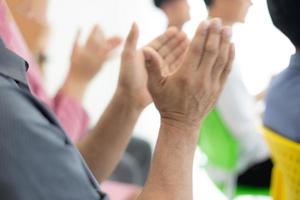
[0,81,103,200]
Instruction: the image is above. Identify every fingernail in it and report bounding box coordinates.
[202,20,209,31]
[200,20,209,35]
[223,26,232,39]
[143,50,152,61]
[211,18,222,31]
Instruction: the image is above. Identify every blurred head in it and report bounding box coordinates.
[268,0,300,48]
[204,0,252,24]
[154,0,191,30]
[6,0,50,59]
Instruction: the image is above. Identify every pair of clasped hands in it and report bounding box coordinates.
[117,18,234,132]
[67,17,234,134]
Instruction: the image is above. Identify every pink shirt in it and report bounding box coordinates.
[0,1,89,141]
[0,2,140,198]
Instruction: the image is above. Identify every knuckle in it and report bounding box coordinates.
[177,75,191,86]
[216,56,227,67]
[191,44,202,54]
[122,50,134,59]
[205,43,219,56]
[222,67,232,78]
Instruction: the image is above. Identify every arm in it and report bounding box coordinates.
[77,89,143,183]
[53,25,121,140]
[138,122,198,200]
[137,19,234,199]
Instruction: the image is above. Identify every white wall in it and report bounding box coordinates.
[45,0,294,149]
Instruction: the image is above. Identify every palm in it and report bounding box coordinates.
[118,24,189,109]
[119,49,152,108]
[70,25,121,83]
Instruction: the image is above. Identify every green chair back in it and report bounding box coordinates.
[199,108,239,171]
[199,108,270,198]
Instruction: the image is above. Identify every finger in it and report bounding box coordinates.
[158,31,187,59]
[165,38,189,66]
[143,47,164,88]
[179,20,209,72]
[211,26,232,82]
[86,25,105,50]
[106,36,122,51]
[147,27,178,51]
[220,43,235,86]
[122,23,139,59]
[158,32,187,59]
[197,18,222,75]
[169,53,185,74]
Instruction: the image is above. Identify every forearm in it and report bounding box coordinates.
[59,75,88,103]
[77,89,143,182]
[137,119,198,200]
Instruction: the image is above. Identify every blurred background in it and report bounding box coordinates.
[45,0,293,149]
[3,0,297,199]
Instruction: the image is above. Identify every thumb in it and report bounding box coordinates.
[143,47,164,87]
[107,36,122,51]
[124,23,139,53]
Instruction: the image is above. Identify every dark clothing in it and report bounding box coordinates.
[237,159,273,188]
[0,39,108,199]
[111,137,152,186]
[264,52,300,142]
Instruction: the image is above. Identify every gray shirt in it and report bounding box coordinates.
[264,52,300,142]
[0,39,108,199]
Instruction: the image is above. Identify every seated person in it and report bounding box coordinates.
[5,0,151,186]
[264,0,300,143]
[153,0,191,30]
[203,0,271,187]
[6,0,120,140]
[0,14,234,200]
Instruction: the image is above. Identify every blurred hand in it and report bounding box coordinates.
[143,19,235,131]
[117,23,188,110]
[68,25,122,84]
[61,25,121,101]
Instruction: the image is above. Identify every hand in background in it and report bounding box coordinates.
[62,25,122,102]
[117,23,189,110]
[143,18,235,131]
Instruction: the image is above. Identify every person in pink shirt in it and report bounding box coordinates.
[0,0,143,199]
[6,0,152,186]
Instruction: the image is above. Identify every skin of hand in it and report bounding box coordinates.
[77,23,189,182]
[61,25,122,102]
[136,18,235,200]
[143,18,235,131]
[116,23,189,110]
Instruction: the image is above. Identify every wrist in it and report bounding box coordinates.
[160,112,201,131]
[160,117,200,143]
[113,88,145,114]
[60,76,88,102]
[114,88,147,112]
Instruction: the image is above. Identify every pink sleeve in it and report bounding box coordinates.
[101,181,141,200]
[0,0,89,142]
[53,90,90,141]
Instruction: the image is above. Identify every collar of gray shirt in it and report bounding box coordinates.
[290,52,300,68]
[0,38,28,86]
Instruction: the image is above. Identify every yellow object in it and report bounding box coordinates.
[262,127,300,200]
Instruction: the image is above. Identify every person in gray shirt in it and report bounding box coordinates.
[0,18,234,200]
[264,0,300,142]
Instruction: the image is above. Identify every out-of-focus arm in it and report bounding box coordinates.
[216,66,269,171]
